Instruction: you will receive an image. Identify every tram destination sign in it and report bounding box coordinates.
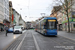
[48,20,56,22]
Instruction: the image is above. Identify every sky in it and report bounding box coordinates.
[9,0,55,22]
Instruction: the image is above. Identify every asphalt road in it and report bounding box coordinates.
[5,30,75,50]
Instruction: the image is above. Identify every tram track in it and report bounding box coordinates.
[16,31,27,50]
[17,30,39,50]
[32,32,40,50]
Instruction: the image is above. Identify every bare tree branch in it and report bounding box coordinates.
[60,0,64,4]
[68,1,75,9]
[59,10,67,15]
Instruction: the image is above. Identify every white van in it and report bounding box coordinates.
[13,26,22,34]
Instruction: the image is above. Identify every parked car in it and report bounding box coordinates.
[13,26,22,34]
[7,27,13,33]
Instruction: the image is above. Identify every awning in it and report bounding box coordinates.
[0,23,4,26]
[70,22,75,23]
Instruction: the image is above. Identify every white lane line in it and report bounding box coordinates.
[16,32,27,50]
[22,30,27,33]
[32,32,40,50]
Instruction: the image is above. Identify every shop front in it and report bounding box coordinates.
[3,19,10,27]
[62,17,72,31]
[71,12,75,31]
[71,19,75,31]
[62,18,75,32]
[58,24,62,31]
[0,23,4,31]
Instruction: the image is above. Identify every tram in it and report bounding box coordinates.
[35,17,58,36]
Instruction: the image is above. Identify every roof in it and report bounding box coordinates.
[44,17,57,19]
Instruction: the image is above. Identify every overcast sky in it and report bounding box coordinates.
[9,0,55,22]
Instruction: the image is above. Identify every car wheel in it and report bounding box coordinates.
[13,32,15,34]
[21,32,22,34]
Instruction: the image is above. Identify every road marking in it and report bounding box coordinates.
[16,32,27,50]
[32,32,40,50]
[22,30,27,33]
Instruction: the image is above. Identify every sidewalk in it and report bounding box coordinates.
[0,31,22,50]
[58,31,75,41]
[0,30,27,50]
[0,31,6,35]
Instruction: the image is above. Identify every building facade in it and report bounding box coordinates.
[19,15,24,26]
[19,16,26,29]
[57,10,63,31]
[0,0,4,29]
[26,22,31,29]
[9,1,13,25]
[0,0,9,31]
[4,0,9,21]
[12,8,20,26]
[3,0,10,27]
[15,12,20,25]
[62,0,75,32]
[71,0,75,31]
[50,6,62,18]
[31,21,36,29]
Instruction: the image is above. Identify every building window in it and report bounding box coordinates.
[66,17,67,20]
[63,18,64,21]
[73,24,75,28]
[0,0,3,4]
[0,6,3,12]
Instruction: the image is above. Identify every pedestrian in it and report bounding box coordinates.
[1,27,3,32]
[5,25,9,36]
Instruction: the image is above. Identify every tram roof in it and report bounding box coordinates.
[44,17,57,19]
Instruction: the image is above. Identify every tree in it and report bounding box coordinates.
[54,0,74,32]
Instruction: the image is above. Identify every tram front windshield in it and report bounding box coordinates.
[47,20,57,29]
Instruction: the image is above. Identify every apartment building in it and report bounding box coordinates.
[19,16,26,29]
[0,0,9,30]
[71,0,75,31]
[50,6,62,18]
[12,8,20,26]
[9,1,13,25]
[0,0,4,29]
[57,10,63,31]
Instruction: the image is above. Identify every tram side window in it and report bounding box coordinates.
[44,22,47,29]
[44,25,46,29]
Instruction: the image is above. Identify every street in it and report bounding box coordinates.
[0,0,75,50]
[3,30,75,50]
